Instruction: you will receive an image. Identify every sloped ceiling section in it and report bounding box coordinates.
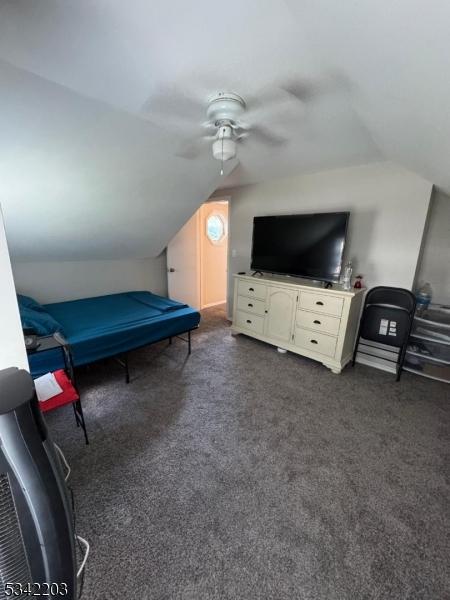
[0,0,448,260]
[284,0,450,195]
[0,61,236,260]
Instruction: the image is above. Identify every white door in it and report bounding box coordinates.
[200,201,228,308]
[264,287,297,343]
[167,211,200,309]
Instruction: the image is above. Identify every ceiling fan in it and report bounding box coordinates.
[201,92,257,173]
[142,77,340,172]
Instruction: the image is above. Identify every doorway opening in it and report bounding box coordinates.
[167,199,229,312]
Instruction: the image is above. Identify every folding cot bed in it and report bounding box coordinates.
[21,291,201,381]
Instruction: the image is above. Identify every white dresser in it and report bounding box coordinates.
[231,273,365,373]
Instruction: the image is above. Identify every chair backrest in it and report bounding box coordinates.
[364,286,416,315]
[360,305,411,347]
[358,286,416,348]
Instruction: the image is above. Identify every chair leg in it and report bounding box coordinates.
[352,331,362,367]
[397,317,415,382]
[396,343,408,382]
[75,400,89,445]
[169,337,172,345]
[72,403,80,427]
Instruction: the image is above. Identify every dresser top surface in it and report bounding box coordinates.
[233,273,365,298]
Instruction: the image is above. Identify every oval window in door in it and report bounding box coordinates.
[206,214,226,244]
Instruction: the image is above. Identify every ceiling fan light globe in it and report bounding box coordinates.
[212,138,237,161]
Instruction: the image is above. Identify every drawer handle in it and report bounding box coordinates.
[313,320,321,324]
[316,301,324,306]
[246,319,252,324]
[310,339,318,344]
[249,287,254,292]
[248,303,253,307]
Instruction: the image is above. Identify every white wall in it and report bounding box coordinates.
[0,207,28,370]
[227,162,432,310]
[12,254,167,304]
[415,190,450,304]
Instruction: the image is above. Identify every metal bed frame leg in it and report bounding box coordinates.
[72,403,80,427]
[114,354,130,383]
[124,353,130,384]
[170,329,193,355]
[114,327,196,382]
[76,400,89,445]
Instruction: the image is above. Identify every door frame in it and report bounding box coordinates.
[167,208,202,309]
[200,196,230,312]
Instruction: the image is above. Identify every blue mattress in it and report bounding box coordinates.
[28,291,200,377]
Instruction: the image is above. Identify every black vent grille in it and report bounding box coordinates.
[0,473,31,599]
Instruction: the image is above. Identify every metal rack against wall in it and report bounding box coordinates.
[404,304,450,384]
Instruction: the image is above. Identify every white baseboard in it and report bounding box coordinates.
[201,301,226,309]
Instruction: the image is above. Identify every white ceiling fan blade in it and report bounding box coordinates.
[175,136,212,160]
[201,120,218,133]
[249,124,288,146]
[244,86,304,120]
[141,86,207,134]
[142,87,204,118]
[241,93,305,142]
[281,79,323,103]
[235,131,250,140]
[280,73,349,103]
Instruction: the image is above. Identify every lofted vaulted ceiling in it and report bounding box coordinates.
[0,0,449,260]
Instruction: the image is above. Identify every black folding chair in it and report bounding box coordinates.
[352,286,416,381]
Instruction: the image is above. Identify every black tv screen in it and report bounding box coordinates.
[251,212,349,282]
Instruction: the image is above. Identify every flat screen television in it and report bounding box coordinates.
[250,211,349,283]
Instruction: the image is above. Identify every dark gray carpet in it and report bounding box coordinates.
[47,306,449,600]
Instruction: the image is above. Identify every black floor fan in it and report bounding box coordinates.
[0,368,77,599]
[352,286,416,381]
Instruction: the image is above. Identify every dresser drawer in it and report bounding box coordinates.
[234,310,265,334]
[299,291,343,317]
[236,295,266,316]
[237,279,267,301]
[294,327,337,358]
[296,310,341,336]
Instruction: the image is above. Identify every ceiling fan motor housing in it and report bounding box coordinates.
[207,93,245,162]
[207,92,246,125]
